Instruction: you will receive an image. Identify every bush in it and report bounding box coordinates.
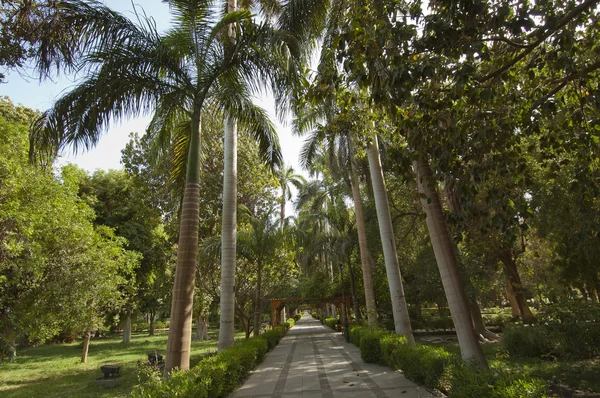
[448,363,549,398]
[311,312,319,319]
[392,343,454,390]
[359,330,388,363]
[132,322,150,331]
[348,325,367,347]
[379,334,407,366]
[503,323,555,358]
[131,328,279,397]
[324,317,337,330]
[287,318,295,328]
[294,314,301,322]
[153,320,166,330]
[259,330,281,350]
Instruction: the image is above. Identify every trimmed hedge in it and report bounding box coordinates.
[130,326,288,397]
[346,327,549,397]
[287,318,295,328]
[324,317,337,330]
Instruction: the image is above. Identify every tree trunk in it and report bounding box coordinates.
[219,114,238,351]
[347,258,362,323]
[414,158,488,368]
[499,250,536,324]
[348,135,378,327]
[468,294,498,341]
[165,114,202,376]
[253,263,263,337]
[367,137,414,344]
[121,311,132,343]
[504,283,521,318]
[81,330,91,363]
[280,188,286,230]
[149,311,155,336]
[194,312,209,341]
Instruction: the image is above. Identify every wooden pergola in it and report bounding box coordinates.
[269,296,351,326]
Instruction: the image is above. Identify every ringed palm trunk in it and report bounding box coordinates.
[165,114,202,375]
[366,137,414,344]
[253,262,263,337]
[348,135,378,327]
[218,0,238,352]
[219,115,238,350]
[414,157,488,368]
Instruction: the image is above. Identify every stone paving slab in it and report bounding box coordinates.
[230,313,437,398]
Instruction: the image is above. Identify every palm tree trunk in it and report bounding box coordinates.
[366,137,414,344]
[280,187,286,230]
[219,115,238,350]
[165,115,202,375]
[253,263,263,337]
[348,136,378,327]
[414,157,488,368]
[346,257,362,323]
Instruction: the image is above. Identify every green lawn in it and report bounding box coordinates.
[0,328,245,398]
[430,339,600,393]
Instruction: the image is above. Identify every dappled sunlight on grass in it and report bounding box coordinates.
[0,328,246,398]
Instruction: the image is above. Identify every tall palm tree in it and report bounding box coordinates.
[366,135,415,344]
[414,157,488,367]
[29,0,286,374]
[276,164,306,229]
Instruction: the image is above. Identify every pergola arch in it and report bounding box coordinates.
[269,296,351,326]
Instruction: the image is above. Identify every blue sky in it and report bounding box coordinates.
[2,0,303,175]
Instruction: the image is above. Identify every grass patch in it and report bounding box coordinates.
[0,328,246,398]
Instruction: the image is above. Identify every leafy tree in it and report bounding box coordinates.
[28,0,287,372]
[0,97,136,362]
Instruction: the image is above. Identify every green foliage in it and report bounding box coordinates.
[324,317,338,330]
[348,325,367,346]
[379,334,407,366]
[448,363,550,398]
[131,330,280,398]
[286,318,295,328]
[258,330,281,350]
[392,343,455,391]
[504,300,600,360]
[359,330,388,363]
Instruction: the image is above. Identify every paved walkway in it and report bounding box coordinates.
[231,313,436,398]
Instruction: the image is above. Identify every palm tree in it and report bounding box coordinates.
[276,164,306,229]
[414,157,488,367]
[236,206,282,336]
[29,0,286,374]
[366,135,415,344]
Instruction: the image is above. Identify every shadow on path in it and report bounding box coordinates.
[231,313,437,398]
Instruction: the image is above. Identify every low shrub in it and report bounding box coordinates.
[391,343,454,390]
[359,330,388,363]
[348,325,367,347]
[503,323,555,358]
[379,334,407,366]
[132,322,150,331]
[153,320,167,330]
[287,318,295,328]
[324,317,338,330]
[259,330,281,350]
[311,312,319,319]
[131,326,286,397]
[294,314,301,322]
[448,362,549,398]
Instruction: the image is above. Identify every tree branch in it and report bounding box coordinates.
[478,0,600,83]
[532,60,600,110]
